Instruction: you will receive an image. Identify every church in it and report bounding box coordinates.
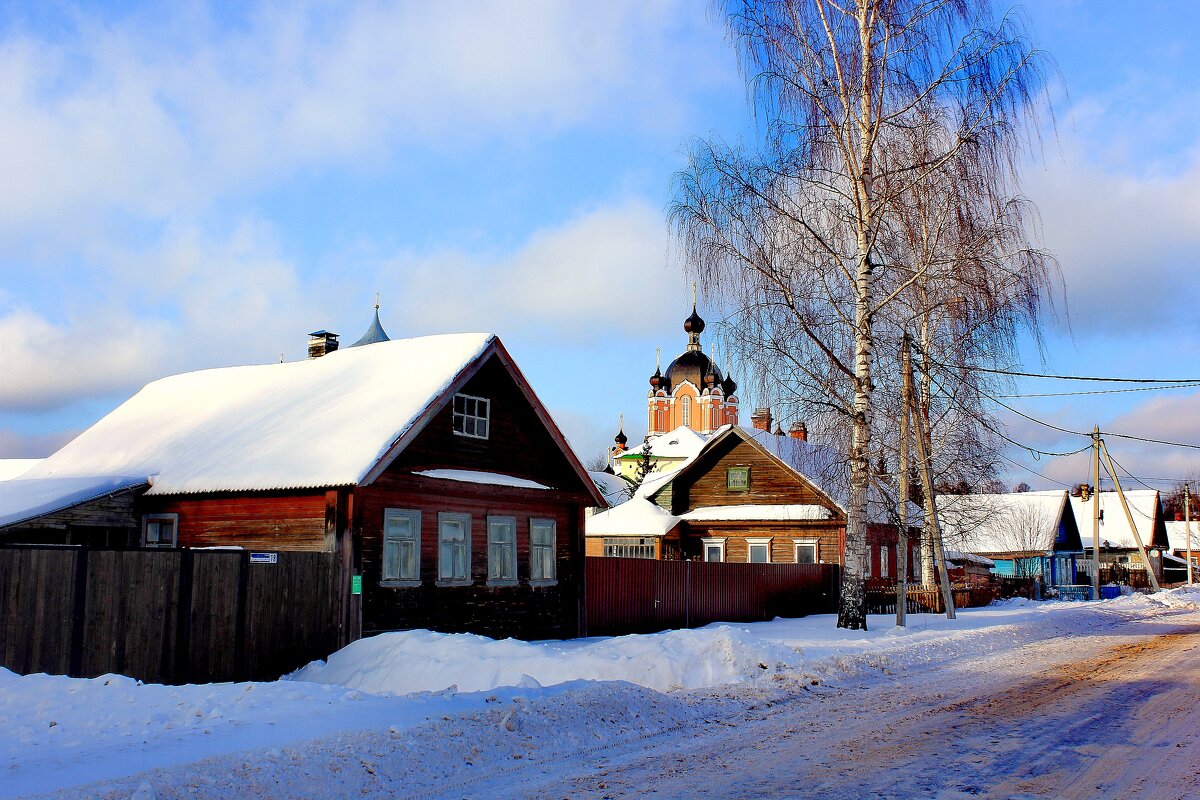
[645,303,739,436]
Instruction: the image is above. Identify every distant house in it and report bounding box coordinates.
[940,490,1083,585]
[587,425,846,564]
[1164,520,1200,579]
[1069,490,1169,583]
[2,323,603,641]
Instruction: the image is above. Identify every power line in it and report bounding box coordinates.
[996,383,1200,399]
[936,363,1200,384]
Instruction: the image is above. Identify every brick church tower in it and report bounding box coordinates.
[645,302,739,435]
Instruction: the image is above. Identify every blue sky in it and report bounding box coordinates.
[0,1,1198,494]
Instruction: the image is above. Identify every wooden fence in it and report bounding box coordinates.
[864,584,994,615]
[585,557,839,637]
[0,545,348,684]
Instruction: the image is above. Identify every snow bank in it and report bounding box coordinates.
[291,625,799,694]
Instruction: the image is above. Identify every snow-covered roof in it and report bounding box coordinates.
[0,476,147,529]
[616,426,709,461]
[588,471,632,506]
[1165,520,1200,553]
[0,459,42,481]
[585,497,679,538]
[680,504,833,522]
[944,549,996,568]
[412,469,550,491]
[939,490,1072,555]
[1070,490,1164,550]
[23,334,495,496]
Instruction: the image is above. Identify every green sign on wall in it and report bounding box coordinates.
[351,575,362,595]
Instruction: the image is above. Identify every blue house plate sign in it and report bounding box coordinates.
[249,552,278,564]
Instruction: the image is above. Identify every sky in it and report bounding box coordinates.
[0,0,1198,496]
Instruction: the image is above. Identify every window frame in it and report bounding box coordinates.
[452,393,491,440]
[726,466,751,493]
[602,537,657,559]
[437,511,473,586]
[792,538,819,565]
[486,515,518,586]
[701,536,726,563]
[142,513,179,548]
[681,394,692,427]
[381,508,422,586]
[880,545,890,578]
[529,517,557,585]
[746,536,772,564]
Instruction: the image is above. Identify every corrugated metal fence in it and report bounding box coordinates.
[584,557,839,637]
[0,545,347,684]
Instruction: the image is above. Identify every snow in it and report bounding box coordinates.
[681,504,833,522]
[944,549,996,567]
[615,425,709,461]
[20,333,494,496]
[412,469,550,490]
[0,475,147,528]
[939,490,1071,554]
[0,459,40,482]
[1072,490,1164,550]
[585,496,678,537]
[3,589,1199,797]
[1165,520,1199,552]
[587,470,631,506]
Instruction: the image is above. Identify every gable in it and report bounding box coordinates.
[383,353,595,497]
[667,434,841,516]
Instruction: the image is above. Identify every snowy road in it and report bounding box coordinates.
[23,599,1200,799]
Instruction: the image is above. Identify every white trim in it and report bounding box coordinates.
[436,511,472,585]
[746,536,772,564]
[452,393,490,440]
[701,536,726,563]
[381,508,421,586]
[792,538,819,565]
[880,545,890,578]
[142,513,178,548]
[530,517,557,585]
[486,515,518,586]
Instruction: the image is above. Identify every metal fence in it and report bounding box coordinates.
[0,544,349,684]
[584,557,840,637]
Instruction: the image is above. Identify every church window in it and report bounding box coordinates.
[681,395,691,427]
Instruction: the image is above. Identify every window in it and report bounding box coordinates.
[793,540,818,564]
[530,518,556,583]
[603,537,656,559]
[452,394,490,439]
[726,467,750,492]
[487,516,517,584]
[702,537,726,562]
[142,514,178,548]
[383,509,421,584]
[681,395,691,427]
[911,547,921,579]
[438,512,472,584]
[865,550,872,577]
[880,546,890,578]
[747,537,771,564]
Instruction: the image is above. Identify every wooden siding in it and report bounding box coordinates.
[681,522,844,565]
[387,354,593,500]
[671,437,837,513]
[141,492,330,552]
[356,474,585,640]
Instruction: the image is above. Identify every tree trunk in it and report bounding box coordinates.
[918,312,937,586]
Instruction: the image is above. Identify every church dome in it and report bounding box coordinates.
[663,350,722,393]
[350,306,390,348]
[683,306,706,334]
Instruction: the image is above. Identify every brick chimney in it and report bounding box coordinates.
[789,421,808,441]
[751,407,773,431]
[308,330,340,359]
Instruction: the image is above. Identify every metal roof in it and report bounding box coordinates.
[350,308,390,347]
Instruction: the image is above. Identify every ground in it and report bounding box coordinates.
[5,592,1200,799]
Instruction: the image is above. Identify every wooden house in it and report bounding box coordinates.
[3,330,604,641]
[1069,490,1169,583]
[586,425,846,564]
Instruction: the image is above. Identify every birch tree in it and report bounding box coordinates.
[672,0,1052,628]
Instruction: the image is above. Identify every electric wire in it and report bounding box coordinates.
[930,362,1200,384]
[996,383,1200,399]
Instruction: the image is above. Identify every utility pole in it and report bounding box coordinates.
[1186,483,1194,586]
[896,335,912,627]
[1100,440,1161,592]
[906,338,955,620]
[1091,426,1101,602]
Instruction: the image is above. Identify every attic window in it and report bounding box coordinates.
[727,467,750,492]
[142,513,178,548]
[453,394,490,439]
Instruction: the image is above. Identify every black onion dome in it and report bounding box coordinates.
[683,306,706,334]
[722,375,738,396]
[663,350,722,393]
[614,428,628,446]
[649,366,662,388]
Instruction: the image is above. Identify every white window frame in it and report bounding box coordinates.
[452,393,490,439]
[726,466,750,492]
[701,537,726,563]
[792,538,819,565]
[437,512,472,585]
[487,515,518,586]
[142,513,178,548]
[880,545,890,578]
[382,508,421,586]
[746,537,772,564]
[681,394,692,427]
[911,546,921,580]
[530,518,557,585]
